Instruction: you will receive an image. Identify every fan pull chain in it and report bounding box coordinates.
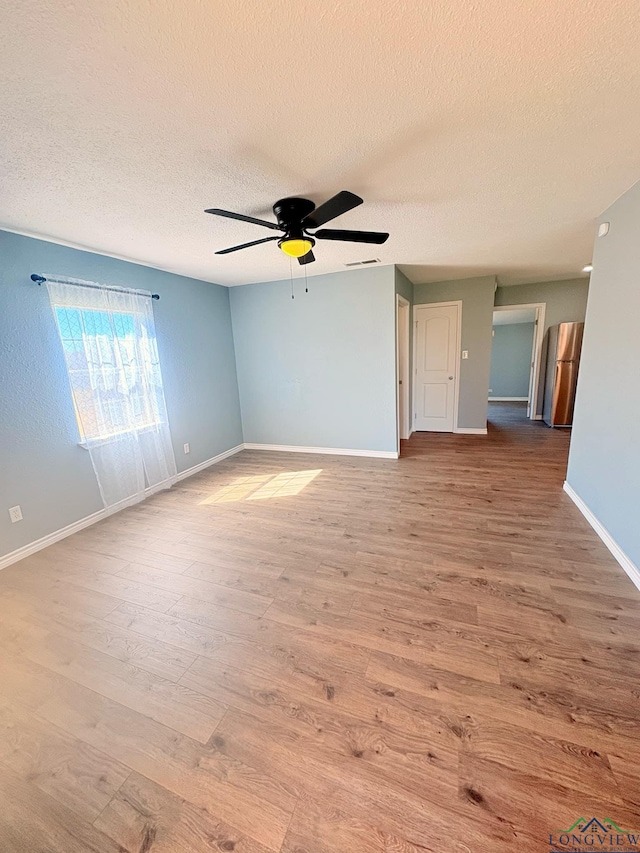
[304,262,308,293]
[289,256,294,299]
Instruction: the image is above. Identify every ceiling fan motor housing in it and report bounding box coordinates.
[272,197,316,230]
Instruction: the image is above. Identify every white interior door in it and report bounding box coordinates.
[414,303,459,432]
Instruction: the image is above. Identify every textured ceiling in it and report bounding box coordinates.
[2,1,640,287]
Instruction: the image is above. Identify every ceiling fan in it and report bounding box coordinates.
[205,191,389,265]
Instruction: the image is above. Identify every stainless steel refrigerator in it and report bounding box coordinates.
[543,322,584,427]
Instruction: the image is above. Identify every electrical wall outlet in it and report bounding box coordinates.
[462,350,469,359]
[9,505,23,523]
[183,443,190,454]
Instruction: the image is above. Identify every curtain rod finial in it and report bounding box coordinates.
[31,273,46,284]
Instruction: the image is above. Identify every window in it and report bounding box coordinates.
[46,276,176,508]
[54,306,163,442]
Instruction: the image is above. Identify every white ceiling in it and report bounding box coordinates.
[2,1,640,287]
[493,308,536,326]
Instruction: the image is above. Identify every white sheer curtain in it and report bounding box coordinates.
[46,276,177,508]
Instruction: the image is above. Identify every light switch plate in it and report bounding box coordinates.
[462,350,469,359]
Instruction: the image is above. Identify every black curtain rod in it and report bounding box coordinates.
[30,273,160,300]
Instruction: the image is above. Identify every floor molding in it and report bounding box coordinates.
[243,443,399,459]
[0,443,245,571]
[563,481,640,592]
[453,427,488,435]
[0,498,135,571]
[173,443,245,482]
[488,396,528,402]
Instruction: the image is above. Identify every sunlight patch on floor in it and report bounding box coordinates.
[199,469,322,504]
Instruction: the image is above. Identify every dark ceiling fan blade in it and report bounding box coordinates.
[205,208,282,231]
[314,228,389,244]
[302,191,363,228]
[215,236,280,254]
[298,250,315,265]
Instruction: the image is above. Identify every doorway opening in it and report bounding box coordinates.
[396,295,411,453]
[490,303,546,420]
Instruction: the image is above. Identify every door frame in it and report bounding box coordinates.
[412,300,462,433]
[492,302,546,419]
[396,294,411,453]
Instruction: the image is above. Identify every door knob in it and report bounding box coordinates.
[449,376,454,380]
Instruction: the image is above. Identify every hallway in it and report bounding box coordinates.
[487,398,544,431]
[0,409,639,852]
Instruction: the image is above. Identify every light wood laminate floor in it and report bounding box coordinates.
[1,403,639,852]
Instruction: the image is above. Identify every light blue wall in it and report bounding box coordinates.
[230,265,397,453]
[567,181,640,569]
[0,230,243,557]
[489,323,534,398]
[394,267,414,304]
[495,279,589,331]
[413,276,496,430]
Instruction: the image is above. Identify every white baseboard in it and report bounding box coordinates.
[488,396,528,402]
[174,443,245,482]
[0,497,136,571]
[243,443,398,459]
[0,443,245,571]
[563,481,640,592]
[532,414,543,421]
[453,427,488,435]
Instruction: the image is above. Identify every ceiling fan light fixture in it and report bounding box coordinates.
[279,237,314,258]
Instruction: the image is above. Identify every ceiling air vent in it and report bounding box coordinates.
[344,258,381,267]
